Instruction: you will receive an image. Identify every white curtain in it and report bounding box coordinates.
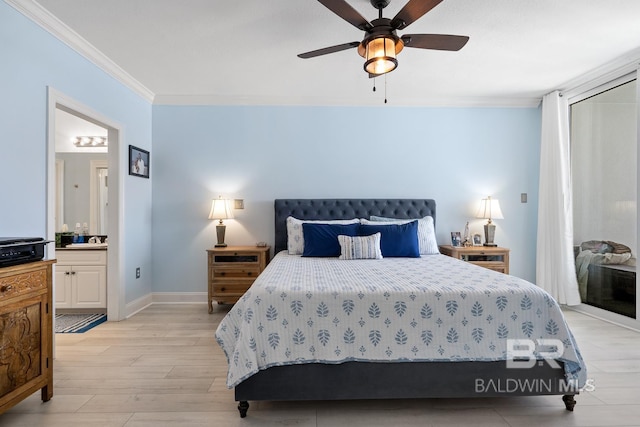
[536,91,581,305]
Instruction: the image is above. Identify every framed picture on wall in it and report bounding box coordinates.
[129,145,149,178]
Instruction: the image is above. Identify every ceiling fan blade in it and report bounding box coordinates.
[391,0,443,30]
[298,41,360,59]
[318,0,372,31]
[401,34,469,51]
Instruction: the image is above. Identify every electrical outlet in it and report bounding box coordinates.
[136,267,141,279]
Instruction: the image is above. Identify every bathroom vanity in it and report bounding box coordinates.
[55,246,107,310]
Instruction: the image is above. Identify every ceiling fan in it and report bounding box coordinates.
[298,0,469,77]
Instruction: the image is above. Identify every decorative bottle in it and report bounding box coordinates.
[80,222,88,243]
[73,223,81,243]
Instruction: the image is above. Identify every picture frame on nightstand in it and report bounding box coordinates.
[451,232,462,247]
[472,233,482,246]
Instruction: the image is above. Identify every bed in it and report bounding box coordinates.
[216,199,586,418]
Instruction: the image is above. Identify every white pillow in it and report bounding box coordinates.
[286,216,360,255]
[365,215,439,255]
[338,233,383,260]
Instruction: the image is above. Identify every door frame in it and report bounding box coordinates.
[89,159,109,235]
[47,87,125,322]
[564,67,639,330]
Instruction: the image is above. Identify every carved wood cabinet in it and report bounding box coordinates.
[0,260,55,414]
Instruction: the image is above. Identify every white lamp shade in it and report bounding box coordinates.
[475,197,504,221]
[208,198,234,221]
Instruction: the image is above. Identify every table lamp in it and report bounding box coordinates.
[475,196,504,247]
[208,197,234,247]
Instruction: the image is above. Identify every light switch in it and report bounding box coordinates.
[234,199,244,209]
[521,193,527,203]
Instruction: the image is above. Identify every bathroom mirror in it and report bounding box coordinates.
[55,108,109,235]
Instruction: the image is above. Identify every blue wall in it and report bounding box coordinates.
[0,2,153,305]
[152,105,541,294]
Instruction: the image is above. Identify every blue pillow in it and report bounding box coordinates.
[359,221,420,257]
[302,223,361,257]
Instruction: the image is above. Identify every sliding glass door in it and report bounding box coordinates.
[570,76,637,323]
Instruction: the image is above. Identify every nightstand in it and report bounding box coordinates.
[439,245,510,274]
[207,246,270,311]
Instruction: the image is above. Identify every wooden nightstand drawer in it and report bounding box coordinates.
[460,253,507,263]
[213,280,256,294]
[212,267,260,278]
[439,245,510,274]
[212,254,260,264]
[207,245,270,311]
[473,262,507,273]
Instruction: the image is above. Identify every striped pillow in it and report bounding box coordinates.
[338,233,383,260]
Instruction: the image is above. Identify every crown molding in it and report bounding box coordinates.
[153,93,542,108]
[6,0,540,108]
[559,46,640,100]
[6,0,155,103]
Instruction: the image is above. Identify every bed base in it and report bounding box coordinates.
[235,361,577,417]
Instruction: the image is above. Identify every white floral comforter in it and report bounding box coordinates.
[216,252,586,388]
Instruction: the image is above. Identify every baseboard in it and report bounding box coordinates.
[152,292,207,304]
[567,304,640,332]
[124,292,207,318]
[125,293,153,319]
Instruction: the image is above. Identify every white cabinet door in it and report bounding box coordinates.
[72,265,107,309]
[55,266,72,309]
[55,250,107,310]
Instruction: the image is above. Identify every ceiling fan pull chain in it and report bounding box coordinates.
[384,74,388,104]
[373,77,376,92]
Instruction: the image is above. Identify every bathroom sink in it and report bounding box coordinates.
[65,243,108,248]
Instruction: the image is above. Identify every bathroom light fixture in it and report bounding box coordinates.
[73,136,108,147]
[208,197,234,247]
[475,196,504,247]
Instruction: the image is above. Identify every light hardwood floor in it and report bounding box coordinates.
[3,304,640,426]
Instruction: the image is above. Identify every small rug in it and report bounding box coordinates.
[55,313,107,333]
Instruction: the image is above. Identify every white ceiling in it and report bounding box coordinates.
[21,0,640,106]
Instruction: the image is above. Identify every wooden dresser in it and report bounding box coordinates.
[0,260,55,414]
[207,246,270,311]
[439,245,510,274]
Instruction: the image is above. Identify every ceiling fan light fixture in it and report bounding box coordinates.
[297,0,469,81]
[362,35,402,75]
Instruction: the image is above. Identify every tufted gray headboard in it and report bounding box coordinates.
[274,199,436,253]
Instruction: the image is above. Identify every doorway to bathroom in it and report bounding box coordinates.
[47,87,124,322]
